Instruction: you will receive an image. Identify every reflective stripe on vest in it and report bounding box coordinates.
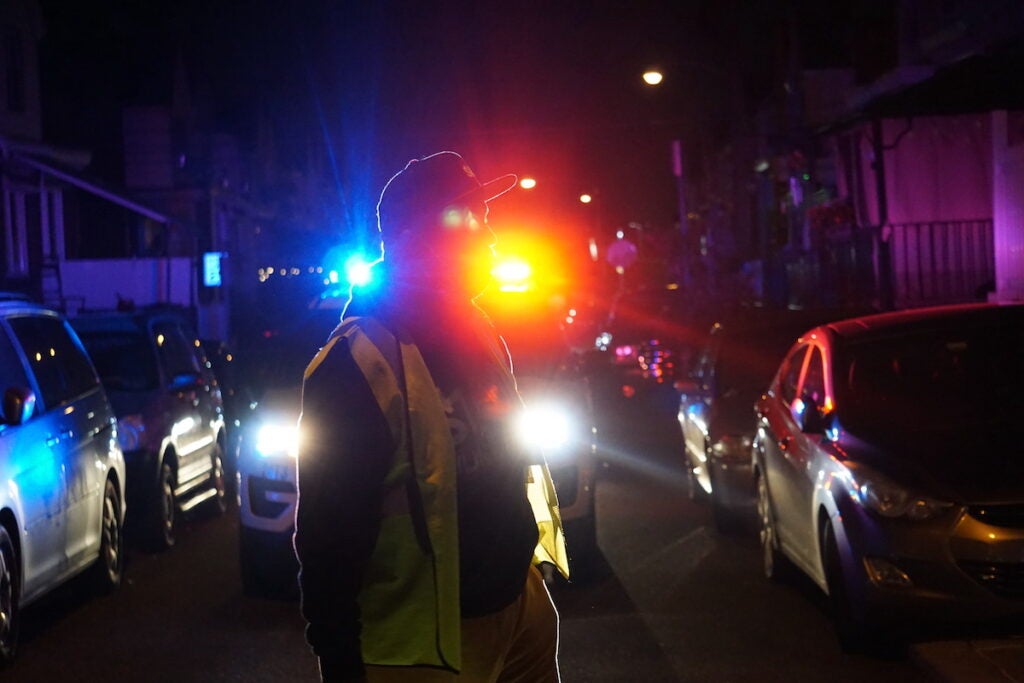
[303,316,568,671]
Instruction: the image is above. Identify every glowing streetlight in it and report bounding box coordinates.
[642,70,664,86]
[579,193,593,204]
[519,177,537,190]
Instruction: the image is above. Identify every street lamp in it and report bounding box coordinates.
[519,177,537,190]
[579,192,593,204]
[642,69,664,86]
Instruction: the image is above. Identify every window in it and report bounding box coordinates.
[9,316,99,409]
[779,345,808,405]
[801,347,825,406]
[152,321,201,381]
[0,324,31,402]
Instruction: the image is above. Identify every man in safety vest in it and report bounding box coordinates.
[295,151,569,682]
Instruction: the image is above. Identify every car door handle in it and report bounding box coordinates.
[46,429,74,447]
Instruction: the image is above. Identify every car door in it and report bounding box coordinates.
[7,314,109,571]
[2,315,71,592]
[759,343,810,553]
[152,319,214,487]
[783,343,828,568]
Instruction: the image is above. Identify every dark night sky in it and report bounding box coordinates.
[37,1,789,242]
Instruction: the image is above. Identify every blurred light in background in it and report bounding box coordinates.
[519,177,537,190]
[642,70,664,85]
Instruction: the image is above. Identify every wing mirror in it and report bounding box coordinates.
[3,386,36,426]
[798,394,831,434]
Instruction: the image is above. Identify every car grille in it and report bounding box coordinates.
[967,505,1024,529]
[249,476,295,518]
[958,561,1024,600]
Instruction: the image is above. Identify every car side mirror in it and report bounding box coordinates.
[798,395,828,434]
[3,386,36,426]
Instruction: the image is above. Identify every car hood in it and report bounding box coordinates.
[834,420,1023,504]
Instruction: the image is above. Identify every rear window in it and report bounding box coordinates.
[76,330,158,391]
[9,315,100,408]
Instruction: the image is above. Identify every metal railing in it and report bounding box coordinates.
[887,219,994,308]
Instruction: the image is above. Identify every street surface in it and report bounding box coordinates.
[5,418,1009,682]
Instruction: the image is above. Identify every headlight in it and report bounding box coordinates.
[850,465,951,520]
[255,422,300,458]
[516,403,574,455]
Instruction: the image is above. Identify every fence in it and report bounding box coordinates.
[887,219,994,308]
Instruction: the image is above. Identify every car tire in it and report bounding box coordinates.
[757,471,792,582]
[208,445,228,516]
[821,522,890,654]
[89,478,125,593]
[145,460,177,552]
[0,526,19,668]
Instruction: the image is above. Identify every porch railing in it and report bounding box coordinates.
[887,219,994,308]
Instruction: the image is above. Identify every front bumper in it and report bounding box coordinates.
[238,450,297,534]
[838,501,1024,627]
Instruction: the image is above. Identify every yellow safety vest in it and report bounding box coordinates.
[303,316,569,672]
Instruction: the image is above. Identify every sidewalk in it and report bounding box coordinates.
[913,639,1024,683]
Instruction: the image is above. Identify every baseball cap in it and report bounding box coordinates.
[377,151,517,236]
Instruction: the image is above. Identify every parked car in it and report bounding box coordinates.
[72,307,226,551]
[505,332,600,578]
[237,307,336,596]
[753,303,1024,649]
[203,338,251,492]
[0,299,126,664]
[678,309,871,532]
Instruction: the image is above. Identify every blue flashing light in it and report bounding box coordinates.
[345,255,373,287]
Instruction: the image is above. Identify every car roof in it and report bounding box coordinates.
[72,306,194,331]
[819,303,1024,341]
[0,299,64,319]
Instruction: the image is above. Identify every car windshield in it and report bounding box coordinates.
[714,328,812,401]
[242,309,339,398]
[836,318,1023,430]
[77,331,159,391]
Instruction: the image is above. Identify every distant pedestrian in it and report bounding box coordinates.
[294,151,568,682]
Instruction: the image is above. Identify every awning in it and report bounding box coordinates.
[11,154,171,224]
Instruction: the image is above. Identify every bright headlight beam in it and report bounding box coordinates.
[256,423,300,458]
[517,405,573,452]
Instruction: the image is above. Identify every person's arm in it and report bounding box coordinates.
[294,337,394,682]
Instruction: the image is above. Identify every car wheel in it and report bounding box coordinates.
[208,445,228,516]
[146,460,177,551]
[0,526,19,667]
[821,522,885,653]
[90,478,124,593]
[757,472,791,581]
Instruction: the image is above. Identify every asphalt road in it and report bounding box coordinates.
[3,418,951,682]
